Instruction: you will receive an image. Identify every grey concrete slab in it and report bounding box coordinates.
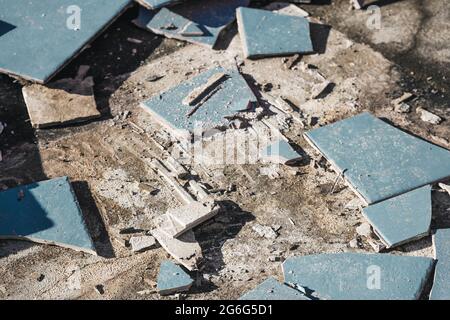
[240,277,309,300]
[236,7,313,59]
[157,260,193,295]
[430,228,450,300]
[140,66,257,135]
[283,253,434,300]
[362,185,432,248]
[305,112,450,204]
[0,177,96,255]
[0,0,131,83]
[133,0,249,48]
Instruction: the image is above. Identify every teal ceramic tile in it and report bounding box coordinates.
[236,7,313,59]
[261,139,302,165]
[283,253,434,300]
[0,0,131,83]
[140,66,257,134]
[240,277,309,300]
[133,0,249,48]
[135,0,184,10]
[305,112,450,204]
[362,185,431,248]
[430,228,450,300]
[0,177,96,254]
[157,260,193,295]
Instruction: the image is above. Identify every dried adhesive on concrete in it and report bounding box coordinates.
[362,185,432,248]
[0,0,131,83]
[0,177,96,255]
[305,112,450,204]
[135,0,184,10]
[140,66,257,134]
[260,139,302,165]
[430,228,450,300]
[240,277,309,300]
[133,0,250,48]
[22,68,100,128]
[283,253,434,300]
[236,7,313,59]
[157,260,193,295]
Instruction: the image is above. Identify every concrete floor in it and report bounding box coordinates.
[0,1,449,299]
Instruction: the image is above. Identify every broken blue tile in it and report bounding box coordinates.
[283,253,434,300]
[305,112,450,204]
[240,277,309,300]
[236,7,314,59]
[135,0,184,10]
[0,0,131,83]
[362,185,432,248]
[133,0,249,48]
[0,177,96,255]
[157,260,193,295]
[261,139,302,165]
[430,228,450,300]
[140,66,257,135]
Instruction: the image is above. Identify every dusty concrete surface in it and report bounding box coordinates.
[0,2,449,300]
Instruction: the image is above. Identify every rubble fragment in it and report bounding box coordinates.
[430,228,450,300]
[265,2,309,17]
[362,185,432,248]
[283,253,434,300]
[355,222,372,238]
[0,177,96,255]
[240,277,309,300]
[22,66,100,128]
[260,139,303,165]
[252,224,279,239]
[305,112,450,204]
[236,7,313,59]
[129,235,156,252]
[0,0,131,83]
[134,0,249,48]
[438,182,450,195]
[416,107,442,124]
[135,0,184,10]
[157,260,193,296]
[394,103,411,113]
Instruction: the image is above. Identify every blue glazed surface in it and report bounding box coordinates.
[430,228,450,300]
[0,177,96,254]
[157,260,193,294]
[141,66,257,132]
[134,0,249,48]
[305,112,450,204]
[240,277,309,300]
[363,185,431,247]
[0,0,130,83]
[283,253,434,300]
[236,7,313,58]
[262,139,301,163]
[137,0,183,10]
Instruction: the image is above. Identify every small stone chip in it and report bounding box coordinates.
[130,235,156,252]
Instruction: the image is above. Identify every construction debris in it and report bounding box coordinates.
[305,112,450,205]
[265,2,309,17]
[260,139,303,165]
[133,0,249,48]
[252,223,279,239]
[362,185,432,248]
[355,222,372,238]
[430,228,450,300]
[0,0,131,83]
[129,235,157,252]
[438,182,450,195]
[416,107,442,125]
[182,72,228,106]
[157,260,193,296]
[135,0,184,10]
[283,253,434,300]
[240,277,309,300]
[22,66,100,128]
[0,177,96,255]
[236,7,314,59]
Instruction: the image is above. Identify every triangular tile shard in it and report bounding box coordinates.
[260,139,303,165]
[283,253,434,300]
[0,0,131,83]
[430,228,450,300]
[157,260,194,295]
[0,177,96,255]
[362,185,432,248]
[133,0,250,48]
[240,277,310,300]
[304,112,450,204]
[135,0,184,10]
[140,66,257,136]
[236,7,314,59]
